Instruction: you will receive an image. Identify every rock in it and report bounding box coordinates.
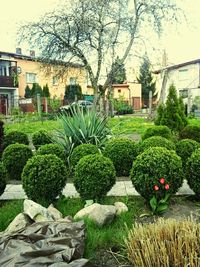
[57,215,73,223]
[4,213,32,234]
[74,203,116,226]
[114,202,128,215]
[23,199,54,222]
[47,204,63,220]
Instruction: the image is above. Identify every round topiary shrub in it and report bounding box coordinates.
[186,148,200,198]
[179,125,200,142]
[37,143,66,162]
[176,139,200,170]
[142,125,173,141]
[2,144,33,180]
[70,144,99,170]
[103,138,138,176]
[22,154,68,205]
[0,162,7,196]
[138,136,175,154]
[32,130,51,150]
[130,147,183,201]
[3,130,29,149]
[74,154,116,201]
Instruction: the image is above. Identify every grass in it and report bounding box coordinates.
[0,195,147,260]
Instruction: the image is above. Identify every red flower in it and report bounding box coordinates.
[165,184,170,190]
[154,185,159,191]
[159,178,165,184]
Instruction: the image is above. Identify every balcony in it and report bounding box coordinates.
[0,76,18,88]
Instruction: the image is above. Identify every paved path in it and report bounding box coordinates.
[0,180,195,200]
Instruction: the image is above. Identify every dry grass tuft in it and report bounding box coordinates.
[125,218,200,267]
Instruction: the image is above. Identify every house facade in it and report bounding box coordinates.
[154,59,200,113]
[0,49,87,114]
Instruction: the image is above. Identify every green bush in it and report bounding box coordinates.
[22,154,68,205]
[186,148,200,198]
[104,138,138,176]
[3,130,29,149]
[37,143,66,162]
[176,139,200,170]
[32,130,52,149]
[138,136,175,154]
[2,144,33,180]
[74,154,116,201]
[179,125,200,143]
[130,147,183,200]
[142,125,173,141]
[0,162,7,196]
[70,144,99,170]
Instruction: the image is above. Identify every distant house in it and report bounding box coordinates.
[154,59,200,113]
[0,49,87,114]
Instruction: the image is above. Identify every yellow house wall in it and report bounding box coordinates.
[17,58,87,98]
[112,83,141,101]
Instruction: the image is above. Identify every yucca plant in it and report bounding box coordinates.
[125,218,200,267]
[54,105,111,155]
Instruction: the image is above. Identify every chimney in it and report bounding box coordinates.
[16,47,22,54]
[30,50,35,57]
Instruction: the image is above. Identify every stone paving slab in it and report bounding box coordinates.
[0,180,195,200]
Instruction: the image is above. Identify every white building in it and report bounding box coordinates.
[154,59,200,113]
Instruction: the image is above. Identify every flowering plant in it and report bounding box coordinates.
[150,177,170,215]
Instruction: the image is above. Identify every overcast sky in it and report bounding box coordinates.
[0,0,200,68]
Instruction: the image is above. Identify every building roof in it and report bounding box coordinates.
[0,50,84,68]
[154,58,200,74]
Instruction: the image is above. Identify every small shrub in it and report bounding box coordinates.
[0,162,7,196]
[32,130,52,149]
[0,120,4,156]
[125,218,200,266]
[142,125,173,141]
[176,139,200,170]
[22,154,68,206]
[74,154,116,201]
[179,125,200,143]
[2,144,33,180]
[37,143,66,162]
[138,136,175,154]
[70,144,99,170]
[186,148,200,198]
[3,130,29,149]
[130,147,183,200]
[104,138,138,176]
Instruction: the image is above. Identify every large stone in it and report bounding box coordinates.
[47,204,63,220]
[114,202,128,215]
[74,203,116,226]
[4,213,32,234]
[23,199,54,222]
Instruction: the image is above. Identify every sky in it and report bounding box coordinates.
[0,0,200,69]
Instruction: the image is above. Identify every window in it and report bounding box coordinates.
[69,77,77,85]
[178,69,188,81]
[118,89,121,93]
[52,76,58,85]
[26,73,37,83]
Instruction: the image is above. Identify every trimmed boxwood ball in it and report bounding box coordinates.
[74,154,116,201]
[22,154,68,205]
[142,125,173,141]
[32,130,51,150]
[2,144,33,180]
[179,125,200,143]
[70,144,99,170]
[138,136,175,154]
[103,138,138,176]
[3,130,29,149]
[0,162,7,196]
[130,147,183,201]
[186,148,200,199]
[37,143,66,162]
[176,139,200,170]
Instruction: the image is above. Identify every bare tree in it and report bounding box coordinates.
[18,0,180,104]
